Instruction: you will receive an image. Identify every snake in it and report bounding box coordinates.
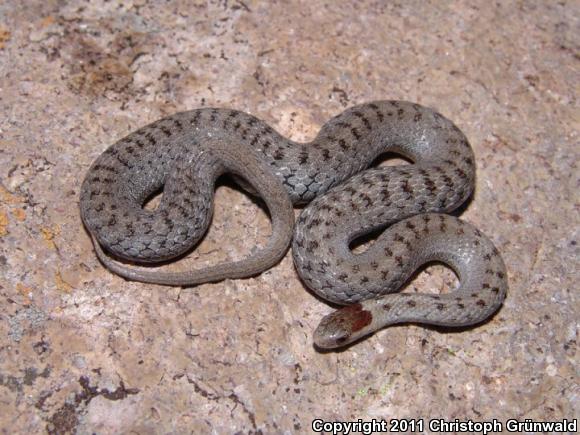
[80,100,507,349]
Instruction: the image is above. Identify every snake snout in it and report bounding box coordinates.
[313,318,351,349]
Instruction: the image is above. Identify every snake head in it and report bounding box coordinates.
[313,303,373,349]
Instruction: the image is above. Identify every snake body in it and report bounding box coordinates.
[80,101,507,348]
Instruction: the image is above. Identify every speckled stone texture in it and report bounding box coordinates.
[0,1,577,433]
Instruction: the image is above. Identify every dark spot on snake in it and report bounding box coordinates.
[492,287,500,293]
[360,276,369,284]
[406,300,417,307]
[250,134,260,146]
[160,126,172,136]
[476,299,487,307]
[425,179,437,194]
[380,188,390,200]
[338,273,348,282]
[125,222,134,236]
[457,303,465,309]
[115,155,131,168]
[384,247,393,257]
[273,148,285,160]
[482,283,490,289]
[356,112,372,130]
[360,193,372,206]
[496,271,504,279]
[307,241,319,252]
[380,270,389,279]
[177,205,188,218]
[436,303,446,310]
[306,217,321,228]
[383,304,391,311]
[145,133,156,145]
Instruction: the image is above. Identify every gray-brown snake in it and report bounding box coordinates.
[80,101,507,348]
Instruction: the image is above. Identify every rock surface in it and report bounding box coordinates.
[0,1,577,433]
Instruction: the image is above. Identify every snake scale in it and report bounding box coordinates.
[80,100,507,349]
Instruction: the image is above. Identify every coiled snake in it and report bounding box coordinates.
[80,101,507,348]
